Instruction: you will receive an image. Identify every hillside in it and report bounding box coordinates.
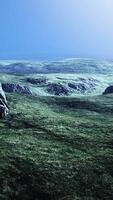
[0,93,113,199]
[0,58,113,74]
[0,58,113,199]
[0,58,113,97]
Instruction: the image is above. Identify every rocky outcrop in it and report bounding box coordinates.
[2,83,35,96]
[46,78,100,96]
[26,77,47,85]
[103,86,113,95]
[0,83,9,118]
[68,78,99,94]
[68,82,87,92]
[47,83,69,96]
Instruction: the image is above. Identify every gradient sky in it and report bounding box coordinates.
[0,0,113,60]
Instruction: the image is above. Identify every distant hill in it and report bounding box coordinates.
[0,58,113,74]
[0,58,113,97]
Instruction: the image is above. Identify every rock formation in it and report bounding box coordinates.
[103,86,113,95]
[47,83,69,96]
[0,83,9,118]
[26,77,47,85]
[2,83,35,96]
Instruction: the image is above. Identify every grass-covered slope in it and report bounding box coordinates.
[0,93,113,199]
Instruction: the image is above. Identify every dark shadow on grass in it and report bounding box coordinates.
[0,156,64,200]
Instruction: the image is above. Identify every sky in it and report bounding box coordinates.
[0,0,113,60]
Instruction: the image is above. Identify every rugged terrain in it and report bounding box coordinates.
[0,58,113,200]
[0,58,113,97]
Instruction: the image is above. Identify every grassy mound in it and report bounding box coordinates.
[0,93,113,199]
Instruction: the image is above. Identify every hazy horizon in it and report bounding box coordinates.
[0,0,113,60]
[0,56,113,62]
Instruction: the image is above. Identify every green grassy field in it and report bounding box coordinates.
[0,93,113,200]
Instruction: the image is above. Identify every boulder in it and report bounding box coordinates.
[0,83,9,118]
[103,86,113,95]
[68,82,87,92]
[47,83,69,96]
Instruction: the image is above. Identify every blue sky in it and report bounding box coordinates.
[0,0,113,60]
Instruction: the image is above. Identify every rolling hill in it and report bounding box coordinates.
[0,58,113,200]
[0,93,113,199]
[0,58,113,74]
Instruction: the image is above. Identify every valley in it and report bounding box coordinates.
[0,58,113,200]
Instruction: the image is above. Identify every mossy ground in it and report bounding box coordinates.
[0,93,113,200]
